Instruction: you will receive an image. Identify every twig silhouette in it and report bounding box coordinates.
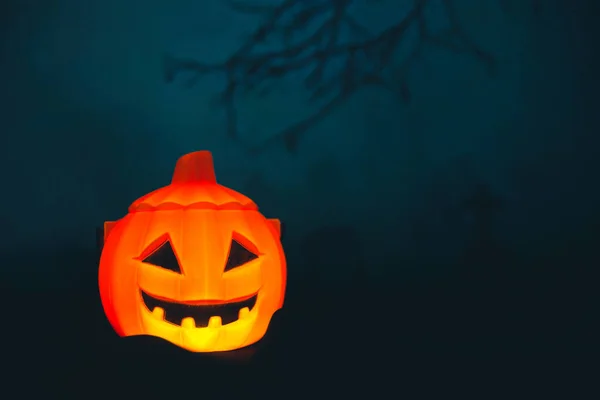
[164,0,497,154]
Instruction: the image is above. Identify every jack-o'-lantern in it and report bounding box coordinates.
[98,151,286,352]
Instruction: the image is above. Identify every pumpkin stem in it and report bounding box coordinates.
[171,151,217,183]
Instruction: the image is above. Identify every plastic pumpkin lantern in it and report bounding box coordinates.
[98,151,286,352]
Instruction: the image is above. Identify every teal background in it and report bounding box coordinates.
[0,0,597,290]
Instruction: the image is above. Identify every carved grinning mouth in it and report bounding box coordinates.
[141,290,258,328]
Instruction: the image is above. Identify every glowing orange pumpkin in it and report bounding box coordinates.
[98,151,286,352]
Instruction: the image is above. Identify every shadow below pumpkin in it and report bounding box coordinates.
[115,334,262,365]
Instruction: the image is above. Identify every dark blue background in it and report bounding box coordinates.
[0,0,595,391]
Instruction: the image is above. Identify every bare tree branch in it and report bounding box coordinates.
[164,0,508,154]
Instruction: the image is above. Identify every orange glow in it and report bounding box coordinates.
[98,151,286,352]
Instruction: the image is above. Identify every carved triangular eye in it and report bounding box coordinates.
[224,239,258,272]
[141,240,181,273]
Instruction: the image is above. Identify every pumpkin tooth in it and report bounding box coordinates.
[208,316,222,328]
[181,317,196,329]
[152,307,165,320]
[238,307,250,320]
